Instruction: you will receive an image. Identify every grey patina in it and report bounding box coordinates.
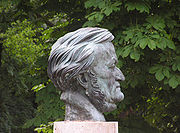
[47,27,125,121]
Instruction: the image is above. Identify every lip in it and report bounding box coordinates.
[116,85,121,91]
[115,82,120,88]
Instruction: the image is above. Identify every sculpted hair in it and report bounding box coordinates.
[47,27,114,91]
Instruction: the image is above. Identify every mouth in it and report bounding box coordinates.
[116,84,120,88]
[110,85,124,102]
[116,85,120,88]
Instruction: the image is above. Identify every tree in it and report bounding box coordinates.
[0,0,179,133]
[83,0,180,132]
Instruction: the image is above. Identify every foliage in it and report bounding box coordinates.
[84,0,180,132]
[24,82,65,128]
[34,122,53,133]
[0,0,179,133]
[0,19,43,132]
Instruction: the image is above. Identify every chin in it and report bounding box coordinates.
[100,94,124,113]
[101,102,117,112]
[112,88,124,102]
[88,85,124,113]
[101,91,124,112]
[113,92,124,102]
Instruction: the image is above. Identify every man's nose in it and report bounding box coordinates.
[115,67,125,81]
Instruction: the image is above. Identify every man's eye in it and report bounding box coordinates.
[109,64,115,69]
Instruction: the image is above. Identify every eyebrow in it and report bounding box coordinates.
[108,57,118,65]
[113,57,118,64]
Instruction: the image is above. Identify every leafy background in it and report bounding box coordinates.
[0,0,179,133]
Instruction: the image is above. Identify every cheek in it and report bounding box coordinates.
[108,76,116,89]
[94,66,111,78]
[95,69,115,89]
[107,70,116,85]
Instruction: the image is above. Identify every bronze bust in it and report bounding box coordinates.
[47,27,125,121]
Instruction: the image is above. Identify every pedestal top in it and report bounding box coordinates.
[54,121,118,133]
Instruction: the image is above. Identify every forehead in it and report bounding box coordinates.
[93,42,117,64]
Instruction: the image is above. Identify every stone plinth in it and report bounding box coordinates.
[54,121,118,133]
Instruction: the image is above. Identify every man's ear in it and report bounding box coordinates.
[77,73,88,89]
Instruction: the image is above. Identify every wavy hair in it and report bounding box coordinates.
[47,27,114,91]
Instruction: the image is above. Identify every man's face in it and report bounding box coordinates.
[87,42,125,112]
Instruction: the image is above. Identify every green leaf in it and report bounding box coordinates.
[169,76,179,88]
[111,1,121,11]
[83,20,98,27]
[125,1,150,13]
[158,37,168,50]
[163,68,170,78]
[32,84,45,92]
[148,39,156,50]
[149,66,159,74]
[157,42,165,50]
[134,39,140,47]
[86,12,104,23]
[96,13,104,22]
[177,63,180,71]
[130,51,140,61]
[146,15,165,30]
[104,8,113,16]
[125,2,135,11]
[117,59,123,68]
[172,63,177,71]
[150,34,160,39]
[122,46,132,58]
[97,1,106,9]
[155,69,164,81]
[125,31,133,41]
[139,38,148,49]
[135,2,150,13]
[85,0,100,8]
[84,0,93,8]
[166,39,176,50]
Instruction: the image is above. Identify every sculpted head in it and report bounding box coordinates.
[48,27,125,114]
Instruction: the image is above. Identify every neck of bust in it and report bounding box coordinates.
[60,90,105,121]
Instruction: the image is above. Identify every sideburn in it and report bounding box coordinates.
[87,70,106,112]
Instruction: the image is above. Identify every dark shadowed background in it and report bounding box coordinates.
[0,0,179,132]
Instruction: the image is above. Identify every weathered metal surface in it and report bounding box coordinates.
[48,27,125,121]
